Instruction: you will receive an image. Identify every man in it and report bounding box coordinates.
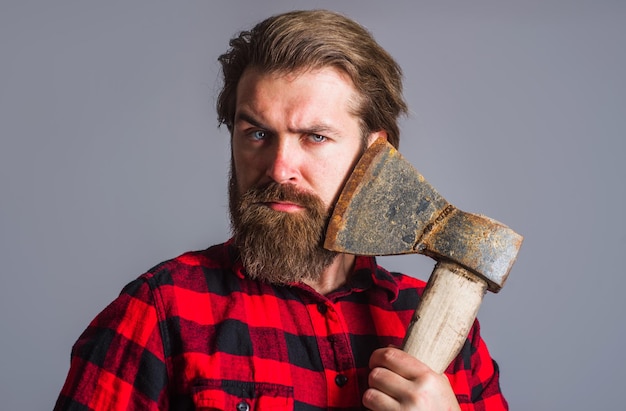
[55,10,508,410]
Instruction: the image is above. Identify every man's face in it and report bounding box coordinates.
[229,67,383,283]
[232,67,376,211]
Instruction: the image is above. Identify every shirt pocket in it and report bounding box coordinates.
[191,378,294,411]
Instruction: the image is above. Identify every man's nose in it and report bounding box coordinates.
[265,139,301,184]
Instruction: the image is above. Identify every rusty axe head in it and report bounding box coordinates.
[324,138,523,292]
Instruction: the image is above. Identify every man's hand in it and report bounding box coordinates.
[363,347,461,411]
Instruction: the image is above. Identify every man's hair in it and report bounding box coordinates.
[216,9,407,148]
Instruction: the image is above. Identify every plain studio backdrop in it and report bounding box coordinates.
[1,1,624,409]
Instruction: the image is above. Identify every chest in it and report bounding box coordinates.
[163,287,412,410]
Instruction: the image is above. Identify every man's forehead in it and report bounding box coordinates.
[233,67,362,129]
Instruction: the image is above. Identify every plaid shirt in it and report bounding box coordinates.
[55,241,508,410]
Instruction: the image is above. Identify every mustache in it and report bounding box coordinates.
[241,182,321,209]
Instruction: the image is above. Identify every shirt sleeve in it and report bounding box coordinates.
[446,319,509,410]
[54,277,169,410]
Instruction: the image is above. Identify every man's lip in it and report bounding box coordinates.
[260,201,305,212]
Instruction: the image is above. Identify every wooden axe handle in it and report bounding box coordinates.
[402,261,488,374]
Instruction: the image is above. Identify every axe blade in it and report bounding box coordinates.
[325,137,447,255]
[324,138,523,291]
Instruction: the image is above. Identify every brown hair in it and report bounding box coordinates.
[217,9,407,148]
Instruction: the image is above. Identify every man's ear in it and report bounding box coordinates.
[366,130,388,148]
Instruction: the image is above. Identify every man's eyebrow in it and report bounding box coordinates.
[234,112,340,136]
[234,112,266,129]
[293,123,338,136]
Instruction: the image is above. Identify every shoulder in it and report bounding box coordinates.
[131,242,236,289]
[110,242,240,314]
[386,269,427,289]
[377,262,427,294]
[368,259,427,310]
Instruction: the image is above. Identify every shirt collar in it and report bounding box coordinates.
[226,239,247,280]
[226,240,400,301]
[352,255,400,302]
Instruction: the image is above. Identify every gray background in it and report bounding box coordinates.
[1,1,624,409]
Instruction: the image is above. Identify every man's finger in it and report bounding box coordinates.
[369,346,433,380]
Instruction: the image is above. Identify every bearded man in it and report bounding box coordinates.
[55,10,508,410]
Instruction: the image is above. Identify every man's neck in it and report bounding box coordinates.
[303,253,356,295]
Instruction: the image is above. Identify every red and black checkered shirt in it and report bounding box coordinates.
[55,241,508,410]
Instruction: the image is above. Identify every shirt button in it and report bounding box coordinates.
[236,401,250,411]
[317,302,328,314]
[335,374,348,387]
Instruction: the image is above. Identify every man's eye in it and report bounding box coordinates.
[251,130,266,140]
[310,134,327,143]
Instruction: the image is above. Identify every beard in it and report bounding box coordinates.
[229,176,338,285]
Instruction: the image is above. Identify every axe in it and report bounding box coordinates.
[324,138,523,374]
